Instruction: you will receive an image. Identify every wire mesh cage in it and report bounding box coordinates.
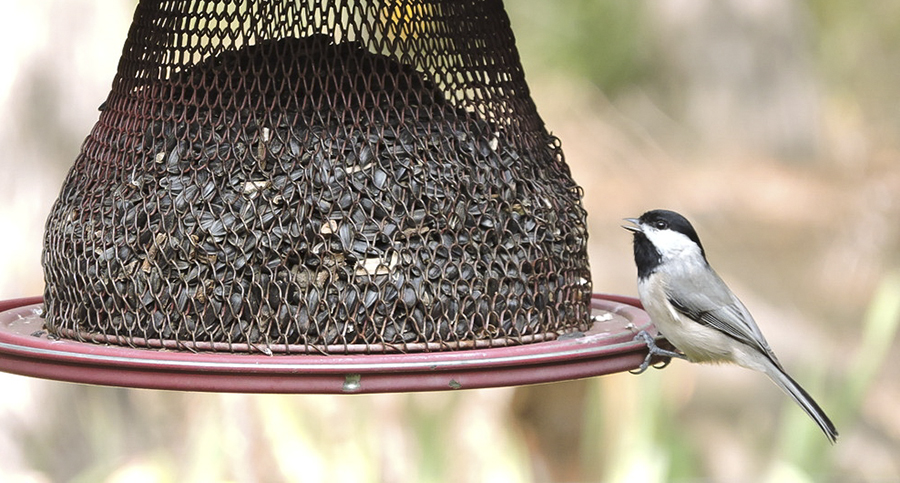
[42,0,591,354]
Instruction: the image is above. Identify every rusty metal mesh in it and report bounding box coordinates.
[42,0,591,354]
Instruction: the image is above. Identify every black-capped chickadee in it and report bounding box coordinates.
[624,209,838,444]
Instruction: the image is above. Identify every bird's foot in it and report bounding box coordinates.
[629,330,687,374]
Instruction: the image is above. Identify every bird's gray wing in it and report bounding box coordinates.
[665,267,782,368]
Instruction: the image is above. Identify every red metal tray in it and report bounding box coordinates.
[0,294,651,393]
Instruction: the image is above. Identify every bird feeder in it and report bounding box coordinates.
[0,0,655,391]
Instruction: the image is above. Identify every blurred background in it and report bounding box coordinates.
[1,0,898,481]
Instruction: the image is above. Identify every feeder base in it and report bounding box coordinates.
[0,294,653,393]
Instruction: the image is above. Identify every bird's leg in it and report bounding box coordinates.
[630,330,687,374]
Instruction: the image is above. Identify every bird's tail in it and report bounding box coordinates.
[765,364,839,444]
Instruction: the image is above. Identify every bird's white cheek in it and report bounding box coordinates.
[642,229,701,261]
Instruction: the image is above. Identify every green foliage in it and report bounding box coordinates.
[807,0,900,129]
[507,0,650,95]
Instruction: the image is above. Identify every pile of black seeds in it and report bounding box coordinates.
[42,36,591,353]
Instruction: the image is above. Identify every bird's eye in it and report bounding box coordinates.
[654,220,668,230]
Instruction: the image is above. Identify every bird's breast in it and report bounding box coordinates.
[637,275,741,364]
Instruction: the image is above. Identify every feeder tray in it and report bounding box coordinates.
[41,0,593,354]
[0,294,655,393]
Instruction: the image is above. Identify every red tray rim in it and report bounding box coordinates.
[0,293,652,393]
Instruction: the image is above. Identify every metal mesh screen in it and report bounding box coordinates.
[42,0,591,354]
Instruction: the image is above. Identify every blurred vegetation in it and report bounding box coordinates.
[509,1,651,97]
[808,0,900,133]
[2,0,900,482]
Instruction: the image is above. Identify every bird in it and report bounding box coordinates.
[623,209,838,443]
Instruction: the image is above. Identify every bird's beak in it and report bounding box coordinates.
[622,218,642,233]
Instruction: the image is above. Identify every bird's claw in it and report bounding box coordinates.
[629,330,686,374]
